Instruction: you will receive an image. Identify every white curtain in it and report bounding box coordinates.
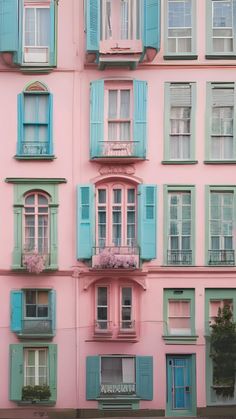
[25,8,50,47]
[122,358,135,383]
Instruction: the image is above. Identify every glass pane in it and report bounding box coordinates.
[122,288,132,305]
[98,189,106,204]
[127,189,135,203]
[38,95,48,123]
[25,290,36,304]
[36,8,50,46]
[120,122,130,141]
[38,126,48,142]
[24,95,37,122]
[97,307,107,320]
[98,287,107,305]
[101,357,122,384]
[27,350,35,365]
[38,194,48,205]
[38,291,48,305]
[39,350,47,365]
[26,305,37,317]
[37,306,48,317]
[108,90,117,119]
[168,0,192,28]
[25,8,35,46]
[120,90,130,118]
[213,1,232,28]
[113,189,122,203]
[108,122,118,141]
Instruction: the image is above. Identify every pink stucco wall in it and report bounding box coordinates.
[0,0,236,415]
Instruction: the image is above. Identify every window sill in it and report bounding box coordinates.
[19,65,56,74]
[11,266,58,273]
[17,400,56,406]
[205,54,236,60]
[163,54,198,60]
[162,160,198,165]
[162,335,198,344]
[16,333,54,340]
[204,160,236,164]
[14,155,56,161]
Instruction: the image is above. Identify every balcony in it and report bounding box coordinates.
[18,141,50,157]
[92,246,140,269]
[94,320,113,338]
[92,140,144,162]
[17,319,53,338]
[208,250,235,266]
[100,383,136,396]
[167,250,192,266]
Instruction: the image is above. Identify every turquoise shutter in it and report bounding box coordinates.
[49,0,56,66]
[48,344,57,402]
[48,94,53,154]
[90,80,104,159]
[10,290,22,332]
[86,0,100,52]
[133,80,147,158]
[86,356,100,400]
[136,356,153,400]
[49,290,56,334]
[77,185,95,259]
[138,185,157,260]
[17,93,24,155]
[9,344,24,401]
[0,0,18,52]
[143,0,160,52]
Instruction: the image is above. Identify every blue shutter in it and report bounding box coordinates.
[86,356,100,400]
[136,356,153,400]
[49,290,56,334]
[86,0,100,53]
[0,0,18,52]
[77,185,95,259]
[143,0,160,52]
[48,93,53,154]
[10,290,22,332]
[90,80,104,159]
[138,185,157,260]
[48,344,57,402]
[49,0,56,66]
[9,344,24,401]
[133,80,147,158]
[17,93,24,155]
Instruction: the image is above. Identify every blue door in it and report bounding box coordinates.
[166,355,196,416]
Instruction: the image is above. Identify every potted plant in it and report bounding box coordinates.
[23,252,46,274]
[22,385,51,402]
[210,304,236,398]
[94,248,137,269]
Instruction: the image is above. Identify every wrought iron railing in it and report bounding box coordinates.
[100,383,136,395]
[98,141,142,158]
[119,320,136,331]
[19,141,49,156]
[208,250,235,265]
[94,320,112,332]
[22,319,52,334]
[167,250,192,265]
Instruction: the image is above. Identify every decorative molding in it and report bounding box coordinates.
[81,271,147,291]
[5,178,67,184]
[99,165,135,176]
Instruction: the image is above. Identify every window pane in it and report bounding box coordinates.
[98,189,106,204]
[122,287,132,305]
[108,90,117,119]
[120,90,130,118]
[98,287,107,305]
[101,357,123,383]
[38,96,48,123]
[25,96,37,122]
[36,8,50,46]
[25,8,35,46]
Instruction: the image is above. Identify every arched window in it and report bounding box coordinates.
[17,81,53,159]
[96,182,136,248]
[24,192,49,254]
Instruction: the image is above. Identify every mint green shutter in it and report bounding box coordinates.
[134,80,147,158]
[17,93,23,155]
[138,185,157,260]
[10,344,24,401]
[10,290,22,332]
[136,356,153,400]
[90,80,104,158]
[48,94,53,154]
[48,344,57,402]
[77,185,95,259]
[143,0,160,52]
[49,0,56,66]
[86,0,100,52]
[49,290,56,334]
[0,0,18,52]
[86,356,100,400]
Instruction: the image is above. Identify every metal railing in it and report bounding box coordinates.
[167,250,192,265]
[208,250,235,265]
[119,320,136,332]
[100,383,136,395]
[98,141,142,158]
[22,319,52,334]
[94,320,112,332]
[19,141,49,156]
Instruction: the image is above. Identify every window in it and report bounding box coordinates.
[6,178,66,270]
[17,81,53,159]
[206,83,235,161]
[90,79,147,160]
[164,186,195,265]
[24,348,48,386]
[205,289,236,404]
[208,189,235,265]
[206,0,236,56]
[0,0,57,67]
[24,192,49,255]
[10,344,57,402]
[86,0,160,67]
[94,282,136,338]
[101,0,141,42]
[165,0,196,57]
[164,83,196,161]
[77,183,157,261]
[86,355,153,402]
[96,183,136,248]
[163,289,196,343]
[11,289,56,337]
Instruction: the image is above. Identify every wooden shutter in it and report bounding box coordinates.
[0,0,18,52]
[77,185,95,259]
[143,0,160,51]
[9,344,24,401]
[138,185,157,260]
[86,0,100,52]
[86,356,100,400]
[90,80,104,159]
[133,80,147,158]
[136,356,153,400]
[10,290,22,332]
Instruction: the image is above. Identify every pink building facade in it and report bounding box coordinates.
[0,0,236,417]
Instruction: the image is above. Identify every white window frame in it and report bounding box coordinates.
[24,348,48,386]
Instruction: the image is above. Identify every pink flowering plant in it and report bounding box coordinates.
[23,252,46,274]
[94,248,137,269]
